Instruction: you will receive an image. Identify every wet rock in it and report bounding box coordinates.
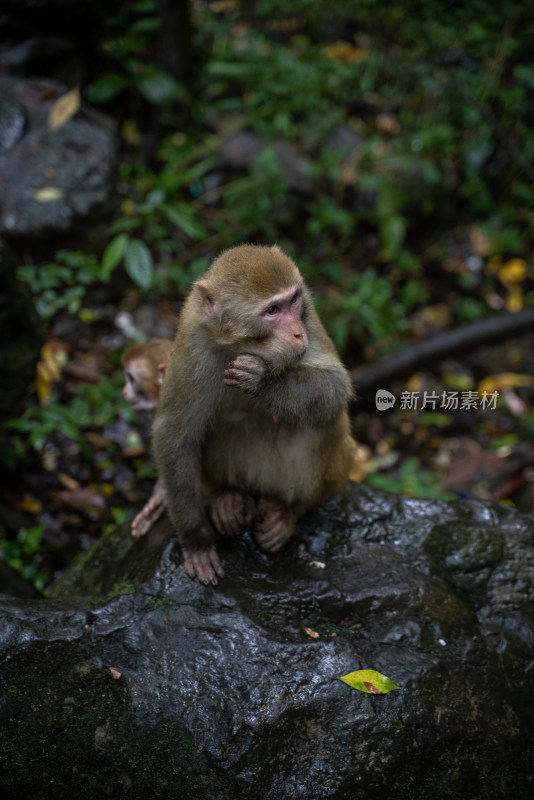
[0,75,116,238]
[1,483,533,799]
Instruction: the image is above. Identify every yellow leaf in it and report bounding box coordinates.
[335,669,401,694]
[122,119,141,146]
[499,258,527,285]
[48,87,81,132]
[303,627,319,639]
[19,493,43,514]
[78,308,98,323]
[478,373,534,395]
[35,344,63,404]
[33,187,65,202]
[323,42,368,63]
[504,285,523,312]
[121,199,136,215]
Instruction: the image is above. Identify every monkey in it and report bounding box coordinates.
[152,244,356,585]
[122,338,173,412]
[121,337,173,538]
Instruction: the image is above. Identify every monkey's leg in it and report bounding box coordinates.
[209,492,256,537]
[253,499,297,553]
[131,482,167,538]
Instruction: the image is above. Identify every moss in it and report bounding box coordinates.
[0,641,212,800]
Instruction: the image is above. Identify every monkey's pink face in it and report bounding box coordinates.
[258,286,308,360]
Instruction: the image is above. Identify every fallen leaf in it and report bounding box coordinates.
[58,473,81,491]
[478,373,534,395]
[35,343,64,404]
[376,114,400,135]
[19,494,43,514]
[323,42,368,62]
[33,187,65,202]
[48,87,81,132]
[109,667,123,680]
[335,669,401,694]
[57,487,108,517]
[303,627,319,639]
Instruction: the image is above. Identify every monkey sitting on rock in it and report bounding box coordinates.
[152,244,356,585]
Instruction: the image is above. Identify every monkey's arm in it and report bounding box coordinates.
[224,353,352,427]
[152,356,225,584]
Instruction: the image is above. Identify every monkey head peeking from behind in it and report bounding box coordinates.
[152,244,356,585]
[122,337,173,412]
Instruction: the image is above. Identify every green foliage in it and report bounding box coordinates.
[365,457,456,500]
[2,376,132,467]
[314,269,426,352]
[0,526,47,590]
[17,251,111,320]
[84,0,186,109]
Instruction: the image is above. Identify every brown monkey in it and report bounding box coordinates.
[122,338,173,412]
[121,338,173,538]
[152,245,356,585]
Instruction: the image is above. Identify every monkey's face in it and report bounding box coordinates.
[252,285,308,364]
[123,359,159,411]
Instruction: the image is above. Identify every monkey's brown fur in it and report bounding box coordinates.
[152,245,356,584]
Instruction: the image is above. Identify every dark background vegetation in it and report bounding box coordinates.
[1,0,534,592]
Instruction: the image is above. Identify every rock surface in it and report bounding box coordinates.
[1,483,533,799]
[0,75,116,237]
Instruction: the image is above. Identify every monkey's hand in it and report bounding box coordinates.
[183,546,225,585]
[254,499,297,553]
[210,491,256,537]
[224,354,266,395]
[131,483,167,539]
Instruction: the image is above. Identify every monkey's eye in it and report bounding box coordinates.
[125,371,134,382]
[290,291,301,305]
[265,304,279,316]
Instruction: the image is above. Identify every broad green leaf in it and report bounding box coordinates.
[335,669,401,695]
[163,205,207,239]
[85,73,130,104]
[138,69,186,104]
[101,234,129,279]
[124,239,154,290]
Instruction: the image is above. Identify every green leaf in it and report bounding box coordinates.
[163,205,207,239]
[102,234,129,279]
[335,669,401,694]
[85,73,130,104]
[138,69,186,104]
[124,238,154,289]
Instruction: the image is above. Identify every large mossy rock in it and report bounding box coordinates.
[1,483,533,799]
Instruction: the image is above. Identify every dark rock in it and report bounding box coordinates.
[1,483,533,799]
[0,75,116,238]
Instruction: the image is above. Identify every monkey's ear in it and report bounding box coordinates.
[156,363,167,385]
[196,281,219,318]
[271,244,282,253]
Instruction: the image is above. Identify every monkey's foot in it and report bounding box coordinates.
[254,500,296,553]
[183,547,225,585]
[131,494,167,538]
[209,492,256,537]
